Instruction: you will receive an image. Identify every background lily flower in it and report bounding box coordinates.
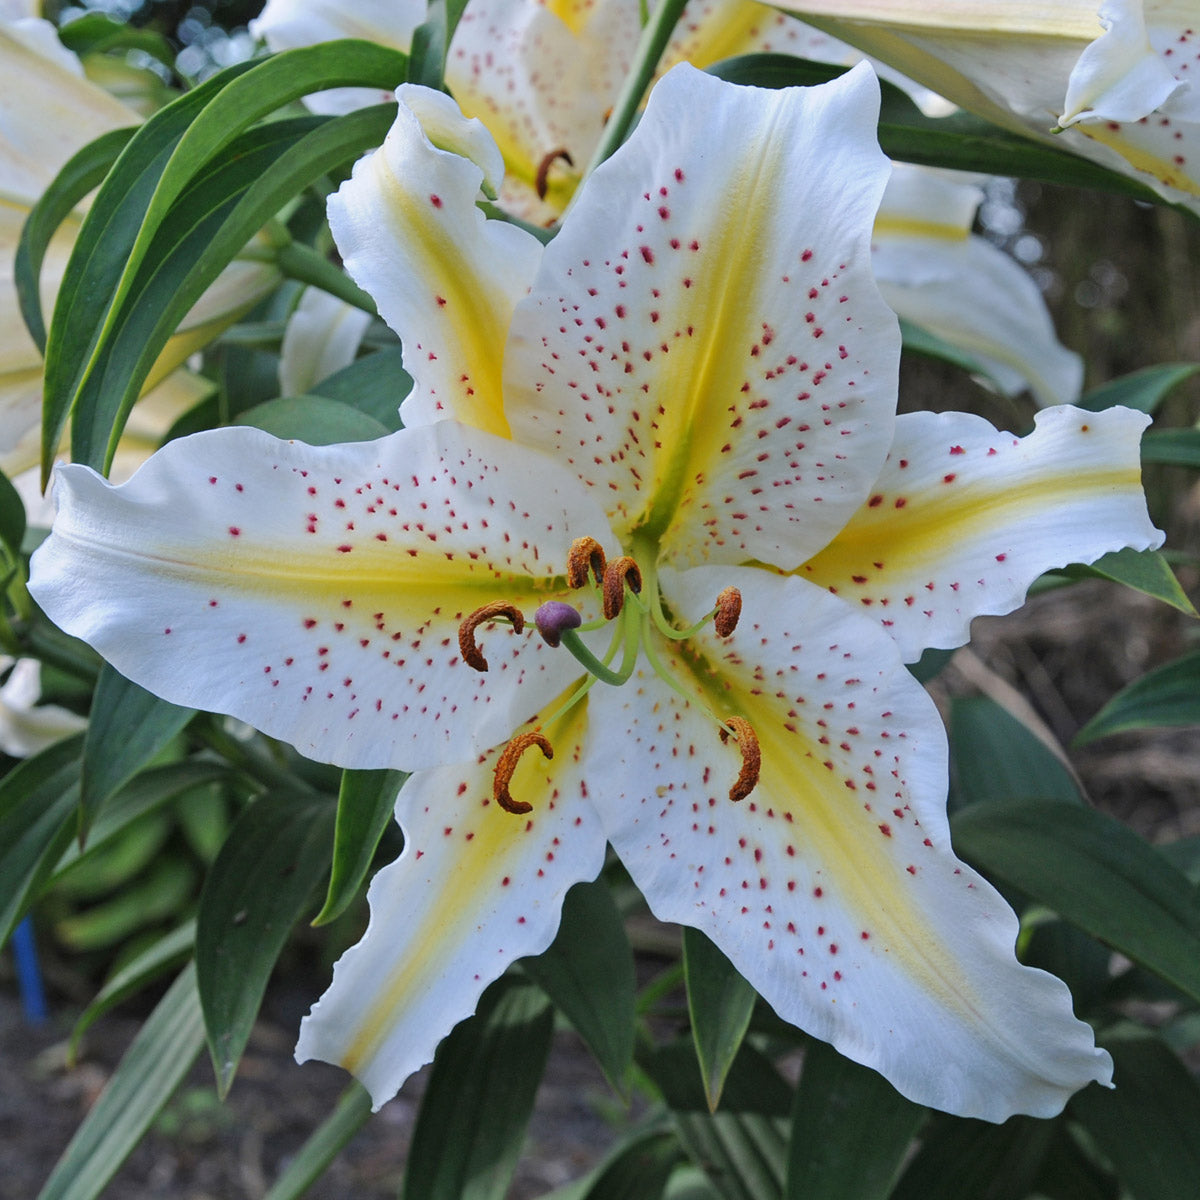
[875,163,1083,407]
[247,0,1082,405]
[773,0,1200,213]
[0,12,278,478]
[277,286,374,397]
[0,655,86,758]
[29,64,1161,1122]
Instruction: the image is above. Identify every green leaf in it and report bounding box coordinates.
[312,767,404,925]
[521,877,637,1095]
[1070,1034,1200,1200]
[0,734,84,949]
[707,55,1164,200]
[949,695,1080,810]
[1060,547,1197,616]
[401,975,555,1200]
[889,1114,1056,1200]
[262,1082,374,1200]
[785,1039,924,1200]
[543,1129,687,1200]
[80,664,195,840]
[311,344,410,431]
[237,395,392,446]
[1143,427,1200,470]
[0,469,28,564]
[37,963,205,1200]
[648,1040,793,1119]
[196,791,335,1097]
[683,928,757,1112]
[53,761,230,877]
[69,920,196,1060]
[408,0,470,90]
[15,125,136,353]
[67,108,393,472]
[1076,649,1200,743]
[46,41,406,476]
[671,1110,789,1200]
[43,59,257,477]
[951,799,1200,1006]
[1079,362,1200,414]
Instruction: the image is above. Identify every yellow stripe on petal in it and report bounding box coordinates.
[800,405,1162,661]
[328,89,543,436]
[299,696,605,1108]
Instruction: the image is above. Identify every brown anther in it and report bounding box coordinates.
[493,730,554,815]
[458,601,525,672]
[602,556,643,620]
[719,717,761,802]
[535,147,574,201]
[567,536,607,589]
[713,587,743,637]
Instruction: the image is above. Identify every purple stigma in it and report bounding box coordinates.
[534,601,582,647]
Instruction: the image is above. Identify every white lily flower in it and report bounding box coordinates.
[875,164,1083,406]
[0,15,278,478]
[278,287,374,396]
[0,655,86,758]
[30,66,1160,1119]
[773,0,1200,213]
[250,0,426,114]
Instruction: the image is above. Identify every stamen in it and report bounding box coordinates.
[713,587,742,637]
[602,556,643,620]
[567,536,607,589]
[720,717,761,802]
[458,601,525,673]
[534,601,582,647]
[535,147,575,200]
[493,730,553,815]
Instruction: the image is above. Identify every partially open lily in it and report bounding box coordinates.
[0,655,86,758]
[29,65,1161,1120]
[0,12,278,478]
[774,0,1200,213]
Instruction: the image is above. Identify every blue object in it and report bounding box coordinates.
[12,915,48,1024]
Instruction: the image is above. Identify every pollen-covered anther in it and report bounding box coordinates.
[566,536,607,589]
[713,587,743,637]
[493,730,553,815]
[535,147,574,201]
[720,717,762,802]
[602,556,643,621]
[458,601,525,672]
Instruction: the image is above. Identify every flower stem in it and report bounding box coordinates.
[274,242,377,316]
[579,0,689,183]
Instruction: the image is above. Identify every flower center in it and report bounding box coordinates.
[459,536,760,813]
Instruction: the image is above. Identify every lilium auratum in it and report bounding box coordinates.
[30,65,1162,1120]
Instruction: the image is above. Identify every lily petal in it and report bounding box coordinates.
[592,564,1112,1120]
[874,164,1082,407]
[799,404,1162,662]
[279,288,373,397]
[505,62,899,570]
[250,0,421,115]
[446,0,636,224]
[328,85,543,437]
[29,422,614,771]
[296,700,606,1108]
[0,657,87,757]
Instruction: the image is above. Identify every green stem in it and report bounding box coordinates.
[579,0,690,184]
[275,242,377,316]
[559,616,639,687]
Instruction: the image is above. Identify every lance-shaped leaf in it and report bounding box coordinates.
[1076,649,1200,743]
[400,975,554,1200]
[197,790,336,1097]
